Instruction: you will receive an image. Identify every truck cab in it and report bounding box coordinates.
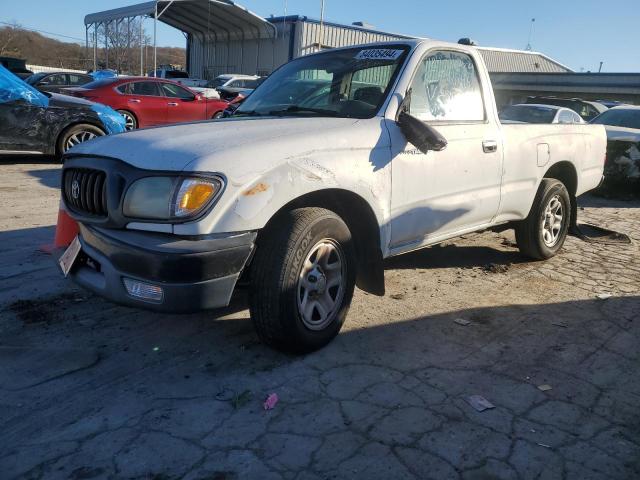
[61,39,606,352]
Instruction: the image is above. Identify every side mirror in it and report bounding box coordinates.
[397,111,447,154]
[396,89,447,154]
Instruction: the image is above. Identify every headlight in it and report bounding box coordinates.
[123,176,223,220]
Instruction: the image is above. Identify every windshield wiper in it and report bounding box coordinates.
[233,110,263,117]
[268,106,339,117]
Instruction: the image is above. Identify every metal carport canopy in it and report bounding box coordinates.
[85,0,276,74]
[85,0,276,40]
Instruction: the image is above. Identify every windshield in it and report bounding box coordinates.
[591,109,640,130]
[499,105,557,124]
[209,77,230,88]
[81,78,119,90]
[25,73,46,85]
[235,46,409,119]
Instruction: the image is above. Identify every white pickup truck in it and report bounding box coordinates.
[62,39,606,352]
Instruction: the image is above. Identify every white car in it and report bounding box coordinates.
[500,104,585,124]
[208,74,260,90]
[62,39,607,352]
[149,68,208,88]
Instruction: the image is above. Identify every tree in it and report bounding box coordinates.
[0,22,21,56]
[94,18,150,74]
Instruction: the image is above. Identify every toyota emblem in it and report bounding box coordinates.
[71,180,80,200]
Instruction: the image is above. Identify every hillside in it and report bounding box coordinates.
[0,25,185,73]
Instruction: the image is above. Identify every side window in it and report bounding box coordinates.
[572,112,583,123]
[116,83,130,94]
[43,74,67,86]
[69,74,92,86]
[409,50,485,122]
[161,83,195,99]
[129,81,161,96]
[558,110,573,123]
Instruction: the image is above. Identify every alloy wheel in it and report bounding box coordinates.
[297,239,346,331]
[541,194,564,247]
[64,130,98,152]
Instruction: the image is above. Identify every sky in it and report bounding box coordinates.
[2,0,639,72]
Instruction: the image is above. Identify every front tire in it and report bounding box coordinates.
[249,208,356,353]
[515,179,571,260]
[57,124,105,156]
[212,111,224,119]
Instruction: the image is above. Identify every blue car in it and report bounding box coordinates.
[0,65,125,159]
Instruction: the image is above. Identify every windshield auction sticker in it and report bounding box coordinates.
[355,49,403,60]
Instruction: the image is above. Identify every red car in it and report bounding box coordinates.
[65,77,228,130]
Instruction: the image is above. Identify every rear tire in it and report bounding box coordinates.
[249,208,356,353]
[515,179,571,260]
[212,111,224,119]
[116,110,137,130]
[57,124,105,157]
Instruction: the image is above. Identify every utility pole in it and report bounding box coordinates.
[140,18,144,75]
[525,18,535,51]
[598,61,603,73]
[319,0,325,51]
[153,1,157,77]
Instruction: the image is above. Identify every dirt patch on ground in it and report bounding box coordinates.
[7,292,87,324]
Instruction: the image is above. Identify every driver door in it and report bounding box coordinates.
[388,50,503,250]
[160,83,205,123]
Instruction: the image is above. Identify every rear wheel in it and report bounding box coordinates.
[116,110,137,130]
[57,124,105,155]
[515,179,571,260]
[212,111,224,119]
[249,208,356,353]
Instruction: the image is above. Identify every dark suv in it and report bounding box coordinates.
[26,71,93,94]
[0,56,33,80]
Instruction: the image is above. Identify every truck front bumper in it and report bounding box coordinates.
[70,224,256,313]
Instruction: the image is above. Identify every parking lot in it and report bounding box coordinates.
[0,159,637,479]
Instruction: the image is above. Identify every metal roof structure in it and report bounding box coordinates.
[85,0,275,40]
[477,46,573,73]
[84,0,276,74]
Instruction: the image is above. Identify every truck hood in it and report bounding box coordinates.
[68,117,367,175]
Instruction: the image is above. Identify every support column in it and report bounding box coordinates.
[153,2,157,76]
[93,24,98,71]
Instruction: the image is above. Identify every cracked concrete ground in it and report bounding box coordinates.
[1,159,639,480]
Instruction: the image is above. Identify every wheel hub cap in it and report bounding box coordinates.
[541,194,564,247]
[297,240,345,331]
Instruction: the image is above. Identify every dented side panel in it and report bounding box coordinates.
[172,118,393,254]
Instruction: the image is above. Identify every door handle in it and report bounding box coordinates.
[482,140,498,153]
[128,98,141,103]
[167,102,179,107]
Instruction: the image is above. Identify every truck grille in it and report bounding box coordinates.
[63,168,108,217]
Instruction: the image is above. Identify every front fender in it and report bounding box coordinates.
[173,147,392,248]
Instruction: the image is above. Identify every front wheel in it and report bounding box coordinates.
[515,179,571,260]
[57,124,105,156]
[212,111,224,119]
[249,208,356,353]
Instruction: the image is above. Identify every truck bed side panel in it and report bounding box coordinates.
[494,124,606,223]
